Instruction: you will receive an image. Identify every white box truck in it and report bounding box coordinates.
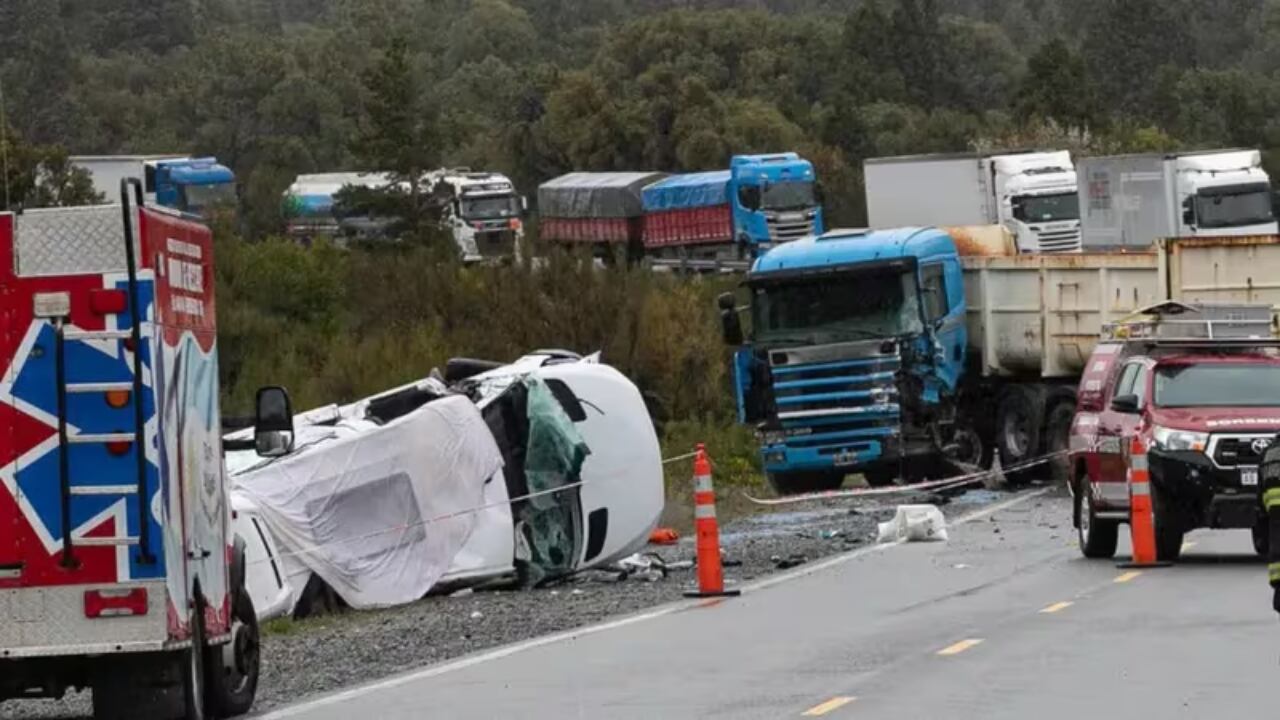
[864,151,1083,254]
[1078,149,1279,250]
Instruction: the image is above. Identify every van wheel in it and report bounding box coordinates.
[767,471,845,495]
[996,386,1045,485]
[206,590,260,717]
[1076,478,1118,559]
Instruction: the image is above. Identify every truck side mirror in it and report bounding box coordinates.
[521,196,528,213]
[718,292,744,346]
[814,182,825,206]
[738,186,761,212]
[1182,197,1195,227]
[254,386,295,458]
[1110,394,1140,414]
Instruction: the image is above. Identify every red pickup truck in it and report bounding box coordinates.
[1068,309,1280,562]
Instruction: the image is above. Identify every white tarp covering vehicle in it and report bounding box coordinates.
[226,352,663,620]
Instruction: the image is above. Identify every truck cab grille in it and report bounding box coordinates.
[766,214,816,241]
[1035,227,1082,253]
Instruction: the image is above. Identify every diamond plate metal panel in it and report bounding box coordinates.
[0,580,168,657]
[14,205,138,278]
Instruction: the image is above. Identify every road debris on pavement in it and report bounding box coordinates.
[877,504,949,543]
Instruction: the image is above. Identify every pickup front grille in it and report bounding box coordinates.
[1211,435,1275,468]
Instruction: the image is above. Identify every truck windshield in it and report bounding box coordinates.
[761,181,815,211]
[461,194,520,220]
[1154,363,1280,407]
[182,183,237,213]
[1013,192,1079,223]
[1195,186,1274,228]
[750,270,921,347]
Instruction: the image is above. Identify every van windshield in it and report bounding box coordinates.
[1154,363,1280,407]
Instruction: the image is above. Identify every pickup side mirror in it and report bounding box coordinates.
[1110,394,1140,414]
[254,386,295,458]
[718,292,744,346]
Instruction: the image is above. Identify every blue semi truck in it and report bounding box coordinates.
[71,155,236,216]
[718,225,1145,495]
[540,152,824,260]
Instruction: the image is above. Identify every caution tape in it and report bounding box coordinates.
[661,451,698,466]
[741,451,1070,507]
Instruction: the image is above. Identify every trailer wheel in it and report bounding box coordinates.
[206,589,261,718]
[767,471,845,495]
[1044,402,1075,487]
[996,385,1045,485]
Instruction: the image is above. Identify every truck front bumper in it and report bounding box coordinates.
[1149,449,1262,530]
[761,435,900,474]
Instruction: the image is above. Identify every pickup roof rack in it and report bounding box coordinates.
[1101,300,1280,349]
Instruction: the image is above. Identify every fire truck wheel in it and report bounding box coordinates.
[183,605,209,720]
[206,590,261,717]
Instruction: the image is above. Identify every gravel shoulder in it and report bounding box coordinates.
[1,485,1052,719]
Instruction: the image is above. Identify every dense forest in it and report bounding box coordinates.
[5,0,1280,480]
[6,0,1280,232]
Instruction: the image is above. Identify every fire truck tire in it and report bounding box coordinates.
[206,590,261,718]
[183,605,209,720]
[1076,477,1118,559]
[767,471,845,495]
[996,385,1046,485]
[1152,486,1185,562]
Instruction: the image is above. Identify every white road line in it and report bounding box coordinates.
[254,486,1054,720]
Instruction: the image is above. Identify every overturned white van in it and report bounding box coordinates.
[226,351,664,619]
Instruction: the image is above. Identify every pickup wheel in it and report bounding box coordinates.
[1076,478,1118,559]
[996,385,1046,485]
[1152,485,1185,562]
[767,471,845,496]
[1253,517,1269,557]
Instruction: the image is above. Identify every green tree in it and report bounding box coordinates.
[0,127,103,210]
[1015,38,1099,129]
[1082,0,1195,118]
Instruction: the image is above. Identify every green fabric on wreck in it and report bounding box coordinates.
[518,377,591,585]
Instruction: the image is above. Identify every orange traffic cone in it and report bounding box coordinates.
[1119,435,1171,568]
[684,444,740,598]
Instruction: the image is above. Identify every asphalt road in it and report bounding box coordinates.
[258,488,1279,720]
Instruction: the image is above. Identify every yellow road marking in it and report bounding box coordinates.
[937,638,983,656]
[1040,601,1073,614]
[802,697,856,716]
[1114,571,1143,584]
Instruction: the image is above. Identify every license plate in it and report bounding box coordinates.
[1241,466,1259,486]
[833,450,857,467]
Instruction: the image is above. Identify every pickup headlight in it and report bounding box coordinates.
[1151,425,1208,452]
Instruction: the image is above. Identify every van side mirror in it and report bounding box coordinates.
[717,292,744,346]
[1110,394,1140,414]
[254,386,295,457]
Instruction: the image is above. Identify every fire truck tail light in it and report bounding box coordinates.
[106,438,132,456]
[105,390,131,409]
[89,289,128,315]
[84,587,148,618]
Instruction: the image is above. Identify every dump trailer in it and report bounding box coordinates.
[721,225,1280,495]
[0,183,270,718]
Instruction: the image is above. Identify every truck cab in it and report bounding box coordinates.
[995,151,1082,253]
[428,169,526,261]
[729,153,824,254]
[722,227,968,494]
[149,157,237,216]
[1175,150,1277,237]
[1069,302,1280,562]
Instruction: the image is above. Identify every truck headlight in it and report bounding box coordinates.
[1151,426,1208,452]
[760,430,786,446]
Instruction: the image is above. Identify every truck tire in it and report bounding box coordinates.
[767,471,845,496]
[1044,401,1075,487]
[206,590,260,718]
[1253,517,1270,557]
[996,385,1046,485]
[183,605,209,720]
[1076,476,1118,559]
[1152,485,1185,563]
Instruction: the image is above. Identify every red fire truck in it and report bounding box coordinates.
[0,181,271,718]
